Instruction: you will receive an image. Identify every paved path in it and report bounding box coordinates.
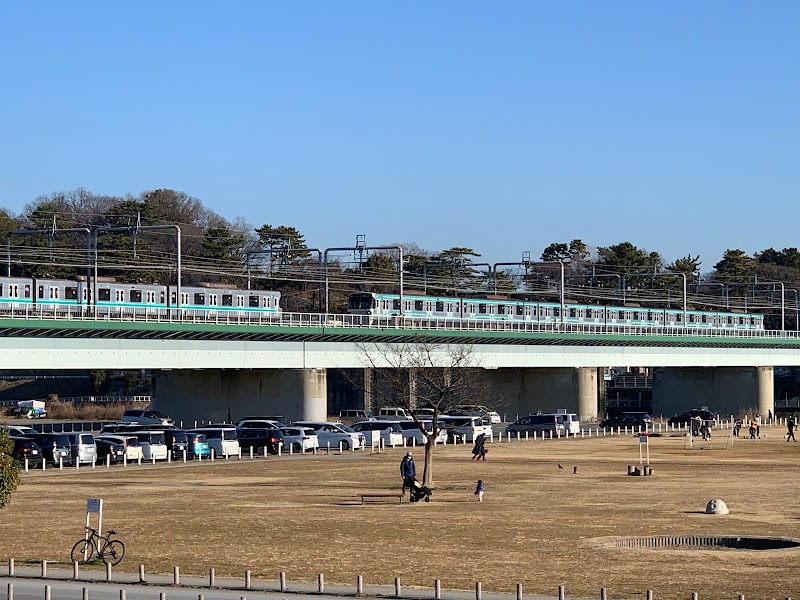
[2,565,559,600]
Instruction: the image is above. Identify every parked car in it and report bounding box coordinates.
[600,412,652,429]
[10,436,43,468]
[95,434,144,461]
[120,409,174,426]
[236,419,281,430]
[396,420,448,445]
[149,427,190,457]
[667,409,717,427]
[235,427,284,455]
[437,415,493,442]
[65,433,97,465]
[350,421,404,446]
[278,427,319,453]
[100,424,145,435]
[338,409,373,421]
[132,431,169,461]
[25,433,73,466]
[294,421,364,450]
[188,426,240,457]
[376,407,411,419]
[95,438,126,464]
[185,432,211,458]
[505,413,578,437]
[5,425,38,437]
[236,415,286,426]
[452,405,502,424]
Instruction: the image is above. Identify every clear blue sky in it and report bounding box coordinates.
[1,1,798,270]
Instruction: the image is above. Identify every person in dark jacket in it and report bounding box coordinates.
[472,433,487,461]
[787,416,797,442]
[400,451,416,494]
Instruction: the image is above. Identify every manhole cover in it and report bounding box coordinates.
[596,535,800,551]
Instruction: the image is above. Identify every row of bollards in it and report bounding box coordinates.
[5,580,791,600]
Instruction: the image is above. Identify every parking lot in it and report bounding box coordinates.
[1,425,799,600]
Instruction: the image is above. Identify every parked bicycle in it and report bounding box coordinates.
[70,527,125,566]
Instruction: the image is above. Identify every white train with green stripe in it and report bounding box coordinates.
[0,276,281,318]
[346,292,764,331]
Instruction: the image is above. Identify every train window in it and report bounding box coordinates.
[23,285,31,298]
[194,293,205,305]
[498,305,506,315]
[159,291,165,304]
[115,290,124,302]
[414,300,423,311]
[130,290,142,303]
[393,299,400,310]
[65,287,77,300]
[98,288,111,302]
[49,287,59,300]
[479,304,487,314]
[248,295,259,308]
[0,284,2,296]
[569,308,577,318]
[435,301,444,312]
[515,305,523,316]
[38,285,44,299]
[222,294,233,307]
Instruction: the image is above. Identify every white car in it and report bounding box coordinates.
[279,427,319,453]
[398,420,448,445]
[95,434,144,461]
[5,425,38,437]
[350,421,405,447]
[294,421,363,450]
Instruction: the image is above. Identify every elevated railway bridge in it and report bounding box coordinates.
[1,308,798,422]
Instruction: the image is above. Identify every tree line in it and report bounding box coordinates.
[2,188,799,325]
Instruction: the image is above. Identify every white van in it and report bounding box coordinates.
[557,412,581,435]
[350,421,404,446]
[294,421,364,450]
[66,433,97,465]
[189,427,240,457]
[376,407,411,419]
[96,434,144,461]
[133,431,169,461]
[437,416,492,442]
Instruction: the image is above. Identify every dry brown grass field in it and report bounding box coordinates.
[2,426,799,600]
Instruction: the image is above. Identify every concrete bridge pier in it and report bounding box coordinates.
[483,367,599,422]
[153,368,327,424]
[652,366,774,418]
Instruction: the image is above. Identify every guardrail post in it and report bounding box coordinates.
[72,561,79,580]
[24,458,28,473]
[600,587,606,600]
[245,570,251,589]
[691,592,698,600]
[558,585,564,600]
[516,583,522,600]
[357,575,363,596]
[476,581,482,600]
[82,587,88,600]
[105,562,111,581]
[139,564,145,582]
[279,572,286,592]
[41,560,47,578]
[318,573,324,593]
[44,585,51,600]
[209,568,215,587]
[647,590,653,600]
[173,566,180,585]
[9,558,14,576]
[159,593,166,600]
[435,580,441,600]
[7,583,12,600]
[120,590,126,600]
[395,577,401,597]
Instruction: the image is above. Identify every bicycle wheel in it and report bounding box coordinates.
[101,540,125,566]
[70,538,96,564]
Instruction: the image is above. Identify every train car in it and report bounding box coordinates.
[175,284,281,317]
[346,292,765,332]
[0,276,34,307]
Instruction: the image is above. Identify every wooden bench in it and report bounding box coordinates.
[360,492,403,505]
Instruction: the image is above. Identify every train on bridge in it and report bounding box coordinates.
[0,275,765,332]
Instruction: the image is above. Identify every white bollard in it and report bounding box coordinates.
[24,458,28,473]
[249,447,254,459]
[106,454,111,468]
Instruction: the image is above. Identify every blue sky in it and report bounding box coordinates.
[1,1,797,270]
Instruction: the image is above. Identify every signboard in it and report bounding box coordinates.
[86,498,103,513]
[639,435,649,444]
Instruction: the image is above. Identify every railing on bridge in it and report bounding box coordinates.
[1,302,798,341]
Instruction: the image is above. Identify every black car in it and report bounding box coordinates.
[668,409,716,427]
[150,427,189,457]
[25,433,74,466]
[236,427,284,455]
[600,412,652,429]
[95,439,126,464]
[10,436,44,468]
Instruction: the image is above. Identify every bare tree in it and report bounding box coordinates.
[356,341,487,487]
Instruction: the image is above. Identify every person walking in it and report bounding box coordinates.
[400,451,416,494]
[471,433,487,461]
[787,416,797,442]
[474,479,485,502]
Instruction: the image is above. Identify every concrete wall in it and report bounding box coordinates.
[652,367,774,418]
[482,367,598,422]
[152,368,327,423]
